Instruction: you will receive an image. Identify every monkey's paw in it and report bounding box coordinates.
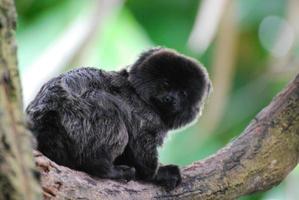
[155,165,182,191]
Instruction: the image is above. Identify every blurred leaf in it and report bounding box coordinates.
[17,1,90,73]
[126,0,199,52]
[238,0,285,30]
[86,8,153,70]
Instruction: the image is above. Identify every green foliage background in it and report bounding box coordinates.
[15,0,299,199]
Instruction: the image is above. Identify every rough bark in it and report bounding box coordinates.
[0,0,41,199]
[35,73,299,200]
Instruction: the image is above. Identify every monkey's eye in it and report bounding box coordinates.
[182,91,188,97]
[162,81,170,88]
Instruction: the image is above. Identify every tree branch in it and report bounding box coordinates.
[36,73,299,200]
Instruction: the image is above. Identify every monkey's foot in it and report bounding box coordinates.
[115,165,136,181]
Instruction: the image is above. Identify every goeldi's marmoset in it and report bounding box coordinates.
[26,47,211,190]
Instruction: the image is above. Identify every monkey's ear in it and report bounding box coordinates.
[131,47,164,68]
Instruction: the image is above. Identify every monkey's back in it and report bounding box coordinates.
[26,67,132,168]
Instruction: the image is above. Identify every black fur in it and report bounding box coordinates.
[26,48,211,190]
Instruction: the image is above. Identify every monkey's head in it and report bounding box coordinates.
[129,48,211,129]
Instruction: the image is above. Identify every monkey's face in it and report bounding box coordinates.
[129,48,211,129]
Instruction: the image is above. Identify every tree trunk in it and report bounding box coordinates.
[35,73,299,200]
[0,0,41,199]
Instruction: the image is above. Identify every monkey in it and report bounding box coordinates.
[26,47,211,191]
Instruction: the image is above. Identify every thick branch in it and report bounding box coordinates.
[36,74,299,200]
